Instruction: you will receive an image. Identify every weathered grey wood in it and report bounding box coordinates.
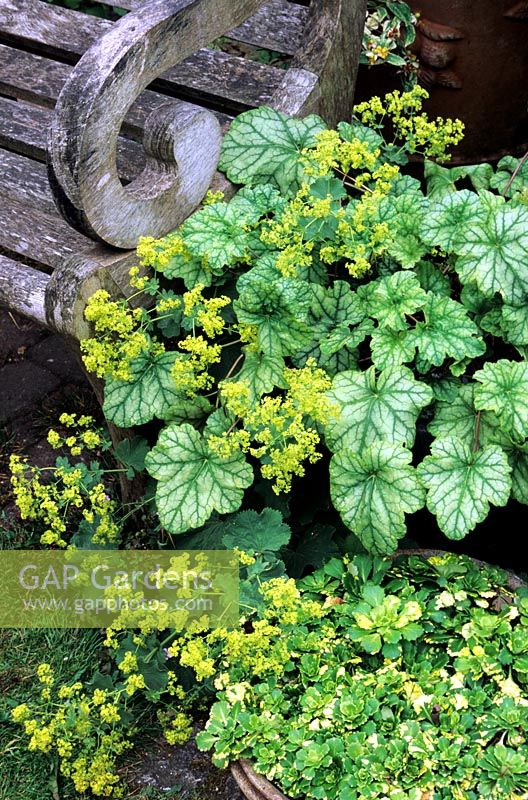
[0,148,56,212]
[48,0,268,248]
[0,97,52,162]
[271,0,367,126]
[0,44,230,141]
[0,193,97,270]
[90,0,306,55]
[0,254,49,326]
[45,249,140,338]
[0,0,285,112]
[0,97,148,183]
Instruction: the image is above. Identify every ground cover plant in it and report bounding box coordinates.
[194,552,528,800]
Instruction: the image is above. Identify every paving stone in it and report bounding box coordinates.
[0,361,61,423]
[28,334,87,384]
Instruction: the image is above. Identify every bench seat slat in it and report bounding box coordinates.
[0,0,286,111]
[0,44,231,140]
[0,148,56,212]
[0,254,49,325]
[0,191,100,270]
[88,0,306,56]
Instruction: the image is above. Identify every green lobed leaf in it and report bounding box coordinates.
[236,349,287,402]
[219,106,326,194]
[330,441,425,555]
[424,161,492,199]
[145,424,253,533]
[370,327,415,370]
[295,281,368,373]
[221,508,291,552]
[501,302,528,346]
[499,439,528,505]
[359,271,428,331]
[408,292,485,369]
[181,201,255,272]
[104,351,184,427]
[376,192,428,268]
[455,202,528,304]
[325,365,433,452]
[234,274,313,357]
[418,437,512,540]
[473,360,528,440]
[420,190,486,251]
[413,260,451,297]
[490,155,528,199]
[428,384,502,448]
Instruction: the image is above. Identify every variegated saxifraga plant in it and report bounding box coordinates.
[78,86,528,556]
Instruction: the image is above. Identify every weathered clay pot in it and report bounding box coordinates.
[230,550,525,800]
[355,0,528,164]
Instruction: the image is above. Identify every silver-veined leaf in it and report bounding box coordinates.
[408,292,485,368]
[145,424,253,533]
[325,365,433,452]
[330,441,425,554]
[418,437,511,540]
[474,360,528,440]
[219,106,326,194]
[104,351,183,427]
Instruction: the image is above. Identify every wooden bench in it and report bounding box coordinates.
[0,0,366,343]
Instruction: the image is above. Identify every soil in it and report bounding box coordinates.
[124,725,243,800]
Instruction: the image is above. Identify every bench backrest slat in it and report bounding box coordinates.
[0,0,287,113]
[0,43,231,141]
[90,0,307,56]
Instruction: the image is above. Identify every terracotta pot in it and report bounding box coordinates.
[230,550,525,800]
[355,0,528,164]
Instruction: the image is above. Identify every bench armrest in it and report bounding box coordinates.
[47,0,264,249]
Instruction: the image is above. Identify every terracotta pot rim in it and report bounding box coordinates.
[230,549,526,800]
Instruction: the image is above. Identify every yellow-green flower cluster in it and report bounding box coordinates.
[209,360,337,494]
[9,454,119,548]
[182,284,231,338]
[47,413,103,457]
[11,664,133,798]
[158,710,193,745]
[169,285,230,396]
[172,335,222,396]
[302,129,381,178]
[354,86,464,162]
[137,232,211,281]
[81,289,159,381]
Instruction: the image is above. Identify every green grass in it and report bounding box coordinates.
[0,628,104,800]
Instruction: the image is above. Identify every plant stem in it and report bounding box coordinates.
[224,353,244,381]
[502,150,528,197]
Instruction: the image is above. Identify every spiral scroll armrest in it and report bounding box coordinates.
[47,0,265,249]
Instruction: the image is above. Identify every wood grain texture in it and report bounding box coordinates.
[0,0,284,111]
[276,0,367,125]
[0,192,96,270]
[90,0,306,55]
[0,254,49,325]
[0,96,147,183]
[45,248,140,337]
[0,148,56,212]
[48,0,268,248]
[0,44,231,141]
